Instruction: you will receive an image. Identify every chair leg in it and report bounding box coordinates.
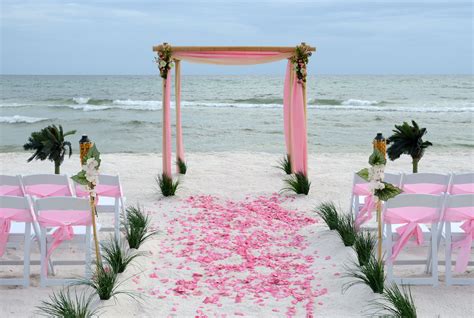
[39,228,47,288]
[445,225,452,286]
[23,223,32,287]
[85,226,92,278]
[115,199,120,241]
[386,228,394,283]
[431,224,439,287]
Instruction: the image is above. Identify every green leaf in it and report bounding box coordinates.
[375,183,402,201]
[369,149,386,166]
[84,144,101,167]
[356,168,369,181]
[71,170,88,185]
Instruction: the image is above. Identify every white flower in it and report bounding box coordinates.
[159,60,167,67]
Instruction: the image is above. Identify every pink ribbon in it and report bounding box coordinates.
[25,184,71,198]
[37,210,91,273]
[384,207,439,262]
[0,208,33,256]
[402,183,446,195]
[0,185,24,196]
[444,207,474,273]
[450,184,474,195]
[352,184,377,228]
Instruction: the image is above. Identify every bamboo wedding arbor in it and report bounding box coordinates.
[153,43,316,179]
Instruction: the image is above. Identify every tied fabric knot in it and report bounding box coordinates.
[354,194,377,229]
[452,218,474,273]
[390,222,424,262]
[46,225,75,262]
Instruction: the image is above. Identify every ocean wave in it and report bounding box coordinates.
[341,99,379,106]
[0,115,48,124]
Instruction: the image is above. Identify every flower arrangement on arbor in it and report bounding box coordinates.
[71,144,102,264]
[291,43,312,85]
[155,43,173,79]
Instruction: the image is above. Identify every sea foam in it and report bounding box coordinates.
[0,115,48,124]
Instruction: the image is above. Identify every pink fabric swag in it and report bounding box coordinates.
[444,206,474,273]
[75,184,122,204]
[402,183,446,195]
[0,185,24,196]
[0,208,34,256]
[450,183,474,195]
[25,184,71,198]
[353,184,377,229]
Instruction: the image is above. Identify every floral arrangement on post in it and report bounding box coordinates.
[154,42,173,79]
[291,43,312,85]
[71,144,102,265]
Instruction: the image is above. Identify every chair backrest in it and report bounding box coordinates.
[0,195,31,210]
[0,175,25,196]
[0,195,35,223]
[22,174,73,197]
[384,194,444,225]
[74,174,123,198]
[449,173,474,194]
[385,193,444,209]
[401,173,450,194]
[384,172,401,186]
[443,194,474,223]
[451,173,474,185]
[22,174,70,186]
[34,197,89,214]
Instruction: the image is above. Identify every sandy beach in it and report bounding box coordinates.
[1,151,473,317]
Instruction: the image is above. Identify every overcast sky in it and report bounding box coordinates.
[1,0,472,75]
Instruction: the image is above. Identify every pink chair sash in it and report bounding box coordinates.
[25,184,71,198]
[384,207,439,262]
[402,183,446,194]
[0,208,33,256]
[37,210,91,273]
[450,184,474,195]
[75,184,121,204]
[444,207,474,273]
[0,185,24,196]
[353,184,377,228]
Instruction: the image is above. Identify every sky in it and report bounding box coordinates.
[0,0,472,75]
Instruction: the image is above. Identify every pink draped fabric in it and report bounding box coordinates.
[0,208,33,256]
[37,210,91,273]
[444,206,474,273]
[25,184,71,198]
[384,207,439,262]
[353,184,377,228]
[162,73,172,177]
[402,183,447,195]
[450,183,474,195]
[173,51,292,65]
[0,185,24,196]
[175,60,185,168]
[283,61,292,156]
[75,184,122,204]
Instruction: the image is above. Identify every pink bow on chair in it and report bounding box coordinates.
[37,210,91,273]
[0,185,23,196]
[445,207,474,273]
[25,184,71,198]
[0,208,33,256]
[353,184,377,228]
[384,207,439,262]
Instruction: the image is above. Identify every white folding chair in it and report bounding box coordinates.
[22,174,73,198]
[34,197,93,287]
[0,175,26,196]
[401,173,450,195]
[443,194,474,285]
[74,174,125,239]
[0,196,35,287]
[448,173,474,195]
[384,194,444,286]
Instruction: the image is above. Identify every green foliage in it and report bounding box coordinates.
[316,201,340,230]
[373,283,417,318]
[23,124,76,174]
[335,213,357,246]
[375,183,402,202]
[343,255,385,294]
[356,168,369,181]
[353,231,376,266]
[276,154,292,174]
[387,120,432,173]
[157,173,179,197]
[282,172,311,195]
[71,145,101,186]
[369,149,386,166]
[36,288,98,318]
[177,158,187,175]
[75,265,121,300]
[122,205,157,249]
[101,236,142,274]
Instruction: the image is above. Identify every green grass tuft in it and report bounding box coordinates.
[77,264,119,300]
[177,158,187,174]
[276,154,292,174]
[335,213,357,246]
[36,288,98,318]
[101,236,142,274]
[156,173,179,197]
[343,255,385,294]
[353,231,376,266]
[122,205,157,250]
[373,283,417,318]
[282,172,311,195]
[316,201,340,230]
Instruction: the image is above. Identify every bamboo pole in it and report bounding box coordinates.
[153,45,316,53]
[89,195,101,265]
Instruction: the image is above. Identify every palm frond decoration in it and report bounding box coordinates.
[343,255,385,294]
[386,120,432,173]
[23,124,76,174]
[36,288,99,317]
[282,172,311,195]
[315,201,340,230]
[371,283,417,318]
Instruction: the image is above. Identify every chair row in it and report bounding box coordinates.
[383,193,473,286]
[0,174,125,238]
[0,196,93,287]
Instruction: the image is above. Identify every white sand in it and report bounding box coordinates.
[1,151,473,317]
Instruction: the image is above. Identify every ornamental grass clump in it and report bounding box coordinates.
[177,158,187,175]
[343,255,385,294]
[157,173,179,197]
[36,288,98,318]
[372,283,417,318]
[276,154,292,174]
[282,172,311,195]
[76,264,122,301]
[335,213,356,246]
[316,201,340,230]
[353,231,376,266]
[123,205,157,249]
[101,236,142,274]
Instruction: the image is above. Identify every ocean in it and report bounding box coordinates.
[0,75,472,154]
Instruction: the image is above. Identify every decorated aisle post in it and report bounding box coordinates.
[73,145,102,265]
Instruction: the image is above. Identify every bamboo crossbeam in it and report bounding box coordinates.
[152,45,316,53]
